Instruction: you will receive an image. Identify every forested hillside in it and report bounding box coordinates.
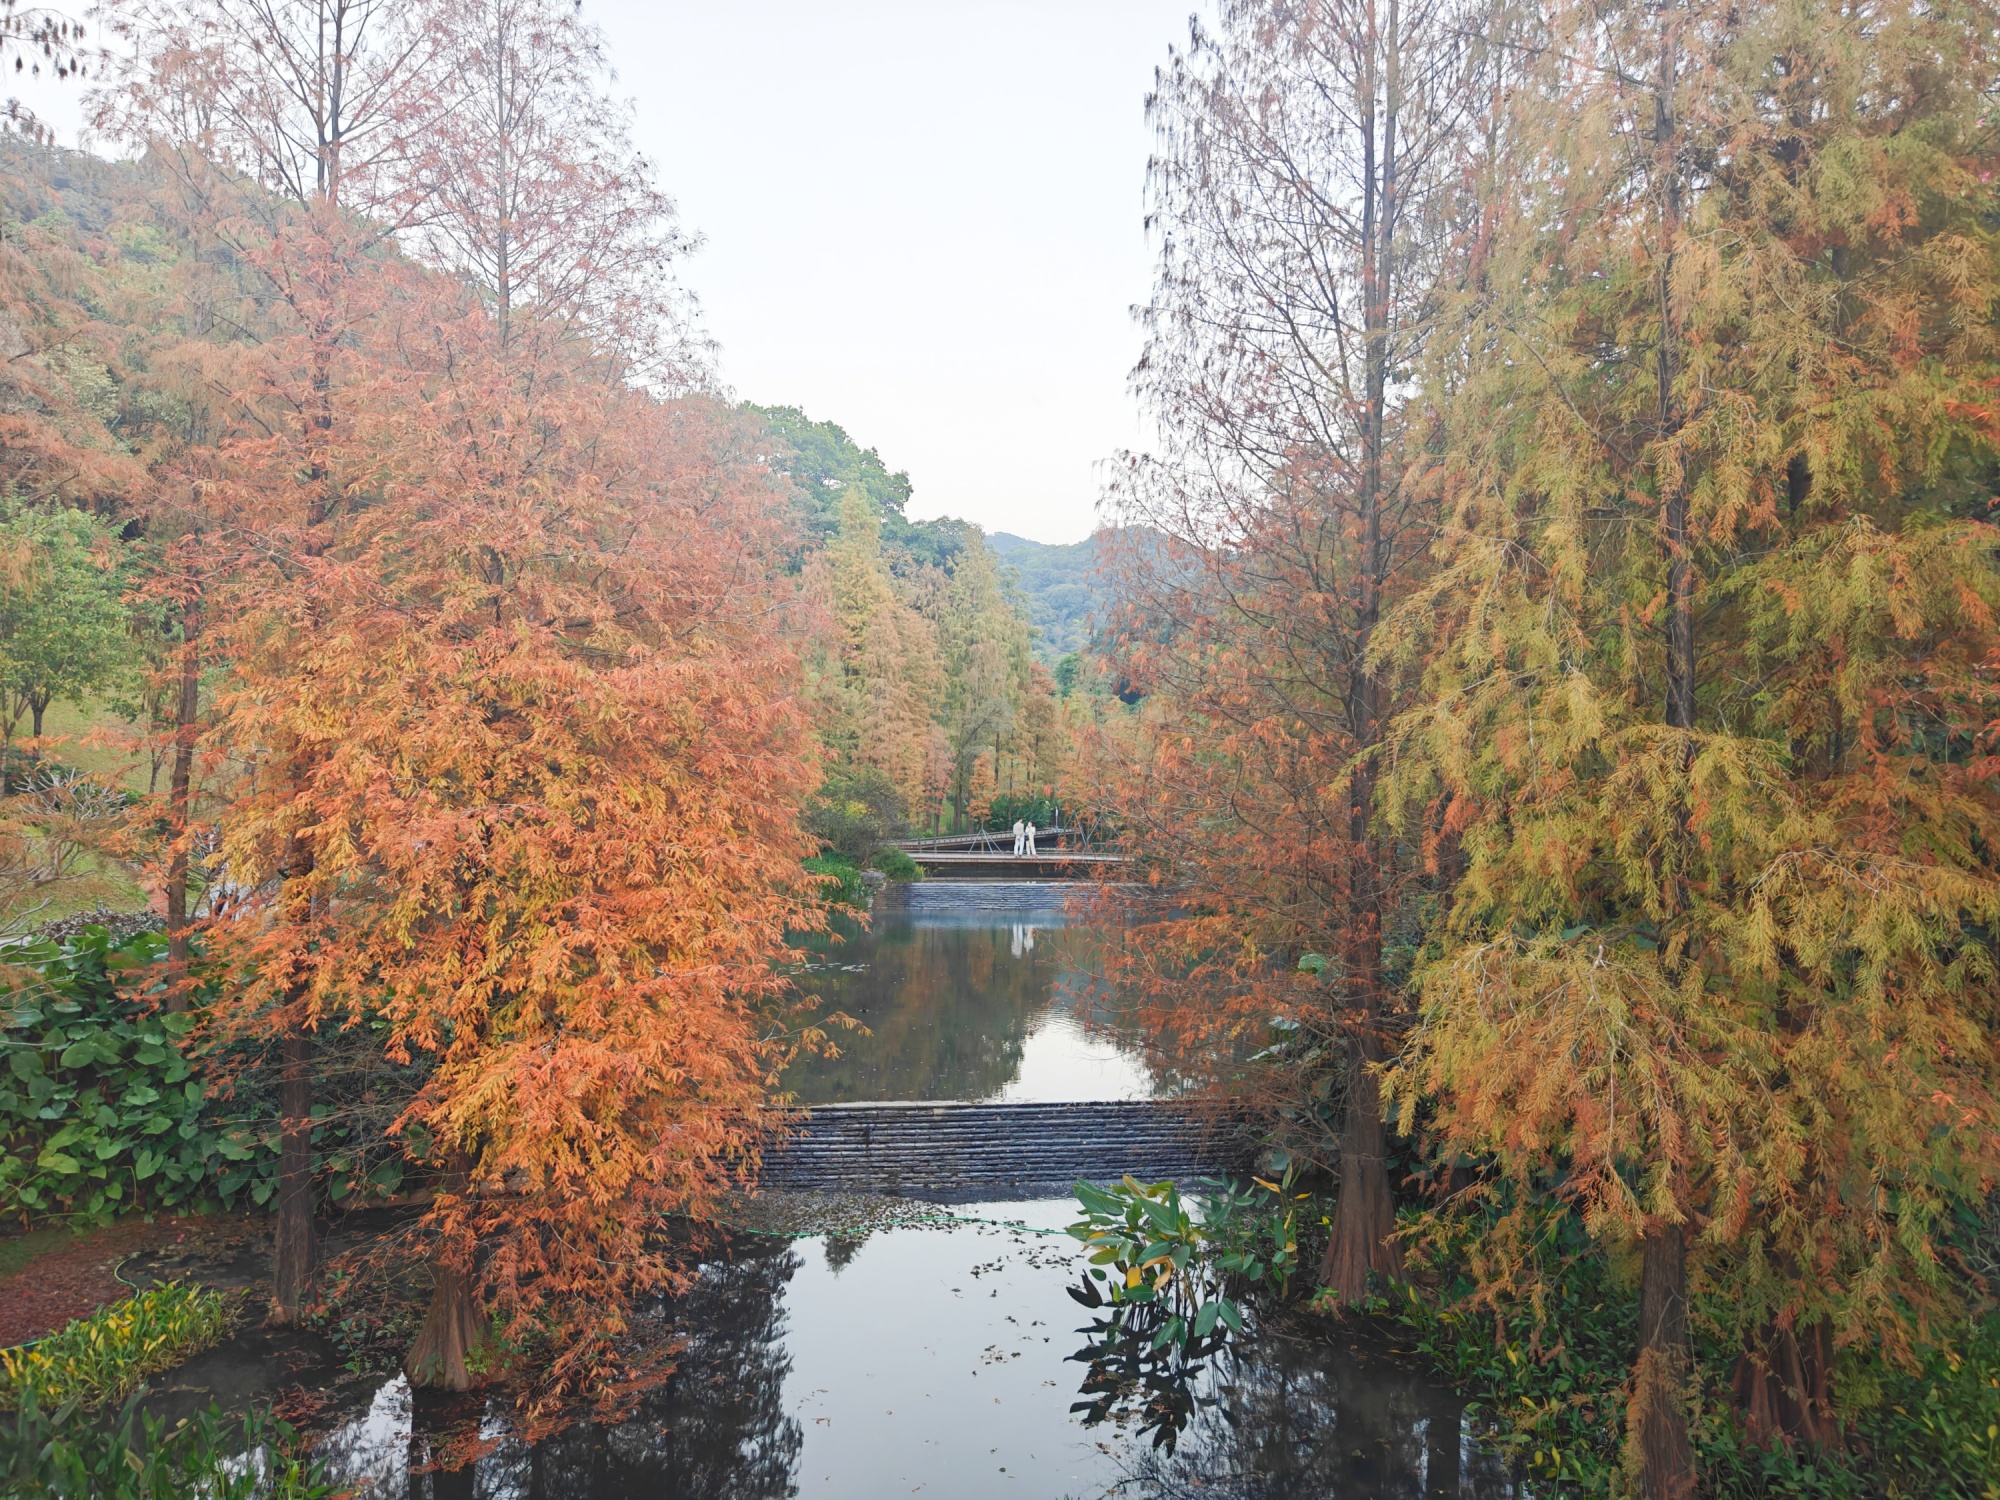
[986,531,1101,661]
[750,406,1072,850]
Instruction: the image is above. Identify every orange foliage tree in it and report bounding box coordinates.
[188,260,824,1397]
[95,4,819,1390]
[1087,0,1495,1299]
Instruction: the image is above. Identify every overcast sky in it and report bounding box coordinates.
[18,1,1199,545]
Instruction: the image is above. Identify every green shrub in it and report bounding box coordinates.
[0,925,413,1223]
[1388,1196,2000,1498]
[805,853,868,908]
[3,1386,333,1499]
[2,1284,236,1410]
[806,764,907,861]
[868,846,923,881]
[0,927,261,1221]
[1386,1203,1635,1492]
[1854,1313,2000,1500]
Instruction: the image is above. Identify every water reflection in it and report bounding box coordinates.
[339,1241,805,1500]
[319,1202,1516,1500]
[1113,1315,1523,1499]
[784,888,1156,1104]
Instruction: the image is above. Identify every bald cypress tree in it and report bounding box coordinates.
[1383,1,2000,1491]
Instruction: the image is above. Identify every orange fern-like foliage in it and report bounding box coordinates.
[193,231,822,1401]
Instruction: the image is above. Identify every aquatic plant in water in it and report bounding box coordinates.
[1065,1175,1302,1451]
[3,1386,334,1499]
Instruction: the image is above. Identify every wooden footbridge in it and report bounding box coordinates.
[892,827,1127,878]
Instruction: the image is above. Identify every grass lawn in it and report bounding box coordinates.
[15,697,159,794]
[2,697,155,931]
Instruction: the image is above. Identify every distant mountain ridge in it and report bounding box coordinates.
[987,531,1104,662]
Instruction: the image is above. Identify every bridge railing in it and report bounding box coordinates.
[893,825,1090,853]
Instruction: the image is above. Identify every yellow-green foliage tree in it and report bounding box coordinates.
[936,537,1032,823]
[813,486,947,830]
[1381,1,2000,1491]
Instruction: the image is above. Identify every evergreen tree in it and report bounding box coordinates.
[1092,0,1497,1298]
[935,536,1030,825]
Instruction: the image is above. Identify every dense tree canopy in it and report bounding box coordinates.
[1093,1,2000,1494]
[0,0,1073,1401]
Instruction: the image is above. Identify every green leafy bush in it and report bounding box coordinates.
[1853,1314,2000,1500]
[1386,1203,1635,1492]
[1067,1177,1244,1452]
[804,854,868,909]
[868,846,923,882]
[3,1387,333,1499]
[806,764,907,860]
[1070,1177,1247,1339]
[2,1284,236,1411]
[1062,1175,1302,1452]
[0,925,412,1224]
[0,927,268,1220]
[1069,1175,1306,1336]
[1389,1196,2000,1498]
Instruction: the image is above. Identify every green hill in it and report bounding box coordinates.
[987,531,1104,662]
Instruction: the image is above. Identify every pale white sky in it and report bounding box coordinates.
[15,2,1199,545]
[587,0,1198,545]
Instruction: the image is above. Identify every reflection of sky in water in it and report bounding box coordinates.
[782,905,1155,1105]
[782,1199,1121,1496]
[996,1013,1153,1102]
[315,1200,1516,1500]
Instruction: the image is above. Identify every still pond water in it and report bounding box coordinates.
[301,883,1518,1498]
[779,882,1153,1105]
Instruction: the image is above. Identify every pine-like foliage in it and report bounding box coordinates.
[1379,0,2000,1476]
[191,238,823,1402]
[1088,0,1500,1300]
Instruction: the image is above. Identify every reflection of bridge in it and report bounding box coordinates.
[892,827,1127,877]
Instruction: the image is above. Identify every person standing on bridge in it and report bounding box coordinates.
[1012,818,1025,856]
[1024,821,1038,856]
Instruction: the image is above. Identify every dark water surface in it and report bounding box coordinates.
[319,1199,1516,1499]
[197,881,1520,1497]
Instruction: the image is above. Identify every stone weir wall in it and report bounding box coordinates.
[760,1099,1254,1202]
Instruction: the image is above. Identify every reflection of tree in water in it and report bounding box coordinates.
[1104,1318,1514,1500]
[785,919,1092,1101]
[821,1231,867,1273]
[403,1239,803,1500]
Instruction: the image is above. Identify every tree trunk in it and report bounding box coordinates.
[1630,1222,1695,1499]
[1634,13,1697,1496]
[1319,0,1407,1308]
[164,601,200,1010]
[406,1259,482,1392]
[29,697,44,739]
[1732,1318,1837,1450]
[1321,1018,1405,1300]
[269,1025,316,1324]
[266,284,336,1327]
